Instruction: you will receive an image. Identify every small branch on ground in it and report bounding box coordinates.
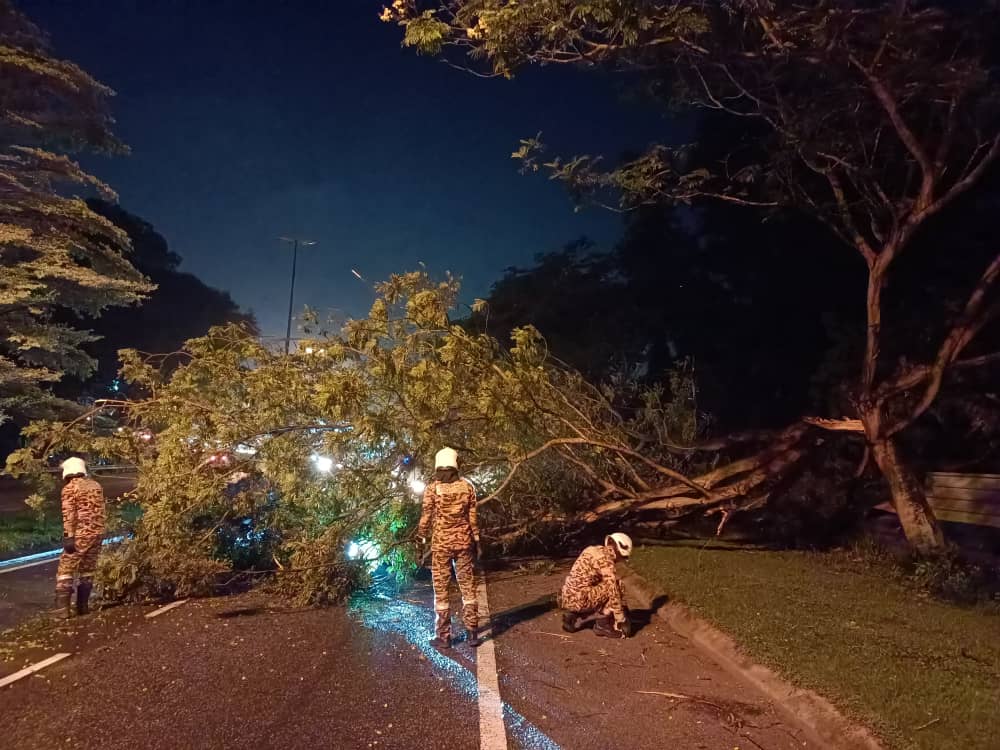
[533,630,571,639]
[715,509,731,536]
[531,678,570,692]
[914,718,940,732]
[737,731,769,750]
[636,690,725,711]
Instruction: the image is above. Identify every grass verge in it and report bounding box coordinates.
[0,512,62,556]
[631,540,999,750]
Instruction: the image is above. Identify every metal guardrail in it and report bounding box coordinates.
[0,535,126,572]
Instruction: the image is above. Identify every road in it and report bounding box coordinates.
[0,560,55,632]
[1,563,818,750]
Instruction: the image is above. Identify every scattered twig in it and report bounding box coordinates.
[738,731,768,750]
[588,659,648,669]
[533,630,571,640]
[637,690,725,711]
[914,717,940,732]
[531,678,570,692]
[638,689,690,700]
[715,509,731,536]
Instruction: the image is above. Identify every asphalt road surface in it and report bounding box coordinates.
[0,559,56,632]
[1,563,816,750]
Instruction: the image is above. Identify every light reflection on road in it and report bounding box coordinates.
[350,584,561,750]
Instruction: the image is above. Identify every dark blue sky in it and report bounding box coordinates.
[24,0,666,337]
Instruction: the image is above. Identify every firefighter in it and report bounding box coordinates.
[417,447,481,649]
[560,532,633,638]
[51,457,106,619]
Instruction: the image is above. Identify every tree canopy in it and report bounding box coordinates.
[74,200,258,397]
[477,197,860,431]
[0,1,151,426]
[386,0,1000,551]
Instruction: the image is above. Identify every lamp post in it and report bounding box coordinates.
[278,236,316,354]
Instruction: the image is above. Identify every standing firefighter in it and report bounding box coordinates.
[418,447,481,649]
[51,457,106,619]
[560,533,633,639]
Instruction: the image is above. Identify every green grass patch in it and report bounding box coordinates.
[631,541,1000,750]
[0,512,62,556]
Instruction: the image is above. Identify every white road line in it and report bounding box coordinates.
[0,653,71,689]
[476,574,509,750]
[0,556,60,574]
[145,599,189,619]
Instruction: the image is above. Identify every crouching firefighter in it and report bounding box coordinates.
[51,457,107,619]
[560,533,633,638]
[418,447,482,649]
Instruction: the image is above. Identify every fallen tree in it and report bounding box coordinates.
[6,272,851,602]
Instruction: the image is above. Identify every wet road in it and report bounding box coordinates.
[0,559,55,632]
[2,565,816,749]
[486,563,813,750]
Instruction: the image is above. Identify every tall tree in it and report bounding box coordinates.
[75,200,257,396]
[480,197,859,431]
[476,239,636,382]
[386,0,1000,552]
[0,1,151,425]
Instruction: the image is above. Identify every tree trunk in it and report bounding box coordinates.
[871,437,944,553]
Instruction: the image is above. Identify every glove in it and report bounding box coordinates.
[416,536,429,564]
[63,536,77,554]
[614,617,632,638]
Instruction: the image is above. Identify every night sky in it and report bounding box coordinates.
[22,0,666,338]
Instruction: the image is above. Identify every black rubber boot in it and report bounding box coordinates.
[49,591,72,620]
[467,629,482,648]
[76,580,93,616]
[593,615,621,639]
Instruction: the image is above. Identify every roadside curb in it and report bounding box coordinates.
[621,571,885,750]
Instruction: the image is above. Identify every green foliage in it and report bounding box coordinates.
[383,1,707,78]
[842,536,1000,610]
[391,1,1000,222]
[8,272,703,602]
[911,554,987,606]
[758,449,866,549]
[905,547,998,607]
[0,2,152,426]
[401,11,451,56]
[0,510,61,554]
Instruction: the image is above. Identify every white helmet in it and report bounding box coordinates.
[605,532,633,559]
[434,447,458,470]
[61,457,88,479]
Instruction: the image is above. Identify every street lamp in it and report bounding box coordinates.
[278,236,317,354]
